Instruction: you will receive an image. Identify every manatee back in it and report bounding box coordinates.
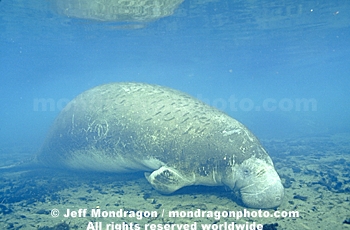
[37,82,271,172]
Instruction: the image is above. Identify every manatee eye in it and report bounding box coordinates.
[243,168,250,176]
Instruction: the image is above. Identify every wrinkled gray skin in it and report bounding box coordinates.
[37,82,284,209]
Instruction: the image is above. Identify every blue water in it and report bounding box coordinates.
[1,0,350,151]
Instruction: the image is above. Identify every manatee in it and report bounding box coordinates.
[51,0,184,22]
[36,82,284,209]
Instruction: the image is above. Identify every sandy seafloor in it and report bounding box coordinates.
[0,133,350,230]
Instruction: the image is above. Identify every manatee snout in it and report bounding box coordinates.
[239,174,284,209]
[233,158,284,209]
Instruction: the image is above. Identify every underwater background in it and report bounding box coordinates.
[1,0,350,229]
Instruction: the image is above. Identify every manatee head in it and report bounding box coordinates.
[229,157,284,209]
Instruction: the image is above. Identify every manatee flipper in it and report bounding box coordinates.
[145,166,195,194]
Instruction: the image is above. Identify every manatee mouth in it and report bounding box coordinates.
[239,181,284,209]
